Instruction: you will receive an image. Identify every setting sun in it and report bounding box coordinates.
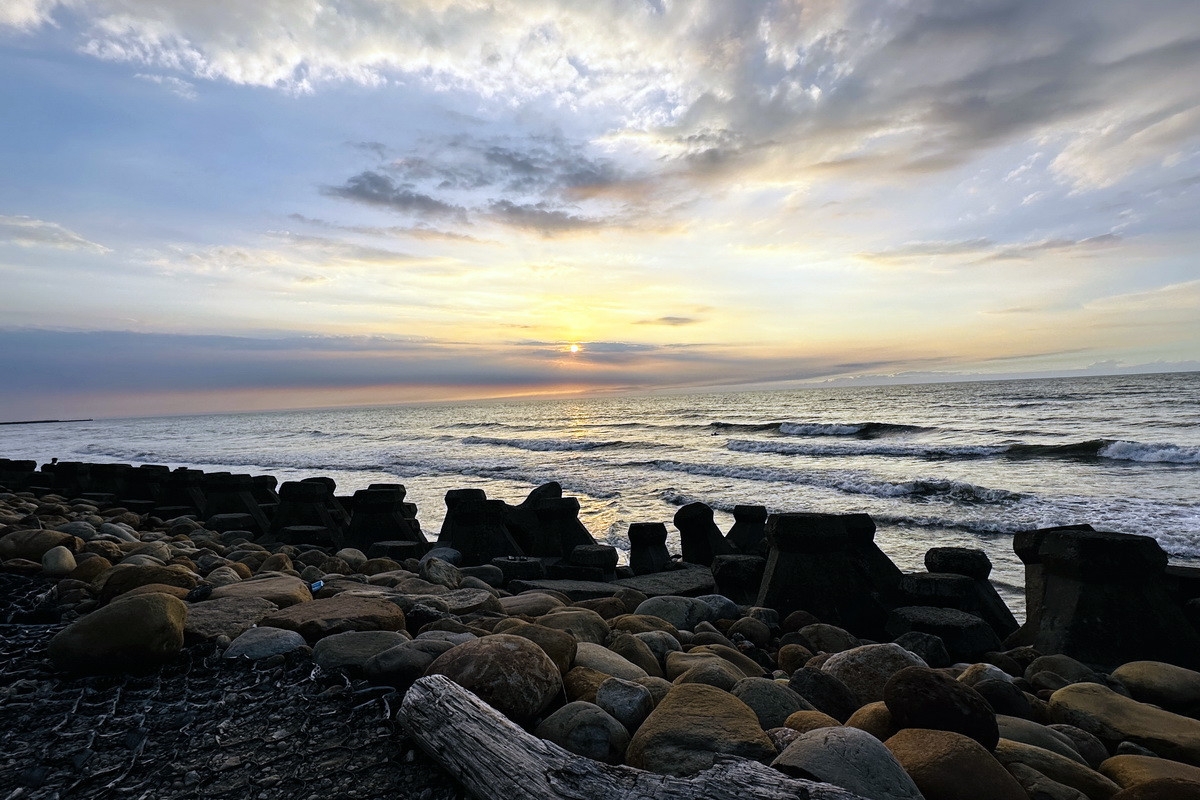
[569,344,580,353]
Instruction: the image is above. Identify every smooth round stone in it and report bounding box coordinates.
[732,676,815,729]
[424,634,563,723]
[224,627,308,659]
[884,665,999,750]
[42,545,77,577]
[312,630,410,673]
[821,643,928,706]
[634,596,712,631]
[774,726,924,800]
[595,676,655,733]
[535,701,630,764]
[573,642,649,680]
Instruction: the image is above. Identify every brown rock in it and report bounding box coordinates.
[425,634,563,723]
[497,621,577,674]
[210,575,312,607]
[1101,754,1200,789]
[96,564,199,602]
[847,700,901,740]
[184,596,278,642]
[0,529,81,561]
[259,594,404,642]
[47,592,187,674]
[994,738,1120,799]
[885,728,1027,800]
[784,709,842,733]
[565,666,610,703]
[626,683,776,776]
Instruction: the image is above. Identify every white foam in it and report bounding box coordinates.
[1099,440,1200,464]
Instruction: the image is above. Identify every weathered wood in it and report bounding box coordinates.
[400,675,869,800]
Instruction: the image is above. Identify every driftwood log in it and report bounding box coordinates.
[400,675,870,800]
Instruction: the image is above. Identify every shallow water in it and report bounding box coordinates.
[4,371,1199,614]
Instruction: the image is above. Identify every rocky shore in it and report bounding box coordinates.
[3,457,1200,800]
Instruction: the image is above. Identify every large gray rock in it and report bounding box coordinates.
[595,676,655,733]
[572,642,649,680]
[732,676,815,730]
[184,596,277,642]
[773,726,924,800]
[534,701,630,765]
[1050,682,1200,766]
[634,596,712,631]
[363,639,454,689]
[312,630,409,673]
[224,626,308,660]
[822,643,928,706]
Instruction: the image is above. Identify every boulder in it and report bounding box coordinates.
[1100,754,1200,789]
[572,642,649,681]
[788,666,862,722]
[499,592,565,616]
[363,639,454,689]
[259,594,405,642]
[0,529,81,561]
[672,660,744,692]
[634,596,712,631]
[886,606,1003,663]
[801,623,862,654]
[535,701,630,765]
[732,676,815,730]
[997,714,1089,764]
[1111,661,1200,717]
[1007,762,1091,800]
[565,666,611,704]
[184,596,277,642]
[773,726,924,800]
[536,608,610,644]
[885,728,1027,800]
[994,738,1121,799]
[846,701,901,741]
[822,643,928,706]
[210,575,312,607]
[223,626,309,659]
[785,709,843,734]
[424,634,563,723]
[595,677,655,733]
[312,630,410,674]
[626,683,776,776]
[496,621,577,674]
[41,545,77,577]
[96,563,199,602]
[686,643,767,678]
[1110,778,1200,799]
[1050,682,1200,766]
[607,633,664,678]
[48,592,187,674]
[884,665,999,750]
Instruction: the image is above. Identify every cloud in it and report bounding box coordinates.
[325,132,651,236]
[134,72,196,99]
[0,215,110,253]
[858,233,1123,264]
[287,214,485,243]
[0,0,57,30]
[322,171,467,220]
[635,316,701,326]
[9,0,1194,194]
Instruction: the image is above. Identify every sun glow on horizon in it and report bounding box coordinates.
[569,343,581,353]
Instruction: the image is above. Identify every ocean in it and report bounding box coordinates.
[4,371,1199,613]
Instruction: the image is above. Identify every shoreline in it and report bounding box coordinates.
[4,456,1200,798]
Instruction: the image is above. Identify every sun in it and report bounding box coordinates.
[569,343,581,353]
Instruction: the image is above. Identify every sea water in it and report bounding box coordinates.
[4,371,1199,612]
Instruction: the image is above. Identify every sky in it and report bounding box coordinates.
[1,0,1198,419]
